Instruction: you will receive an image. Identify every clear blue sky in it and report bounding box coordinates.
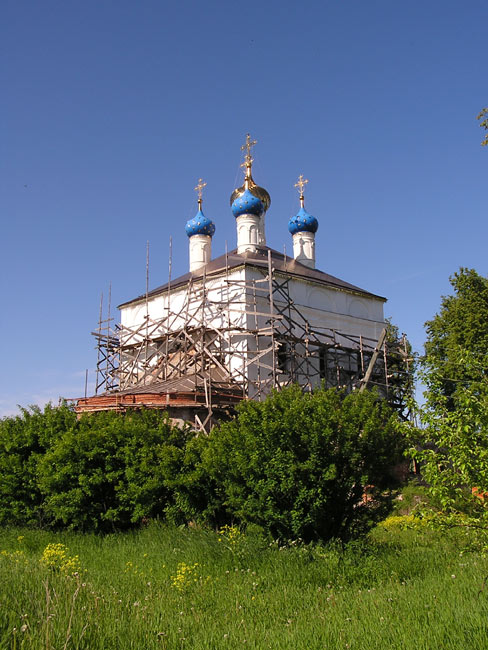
[1,0,486,415]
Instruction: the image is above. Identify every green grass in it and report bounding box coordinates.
[1,522,488,649]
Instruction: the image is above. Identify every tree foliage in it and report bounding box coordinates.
[0,406,202,532]
[423,268,488,406]
[0,403,76,527]
[384,318,415,420]
[203,385,404,542]
[37,409,198,532]
[478,108,488,146]
[409,268,488,533]
[411,348,488,524]
[0,388,404,540]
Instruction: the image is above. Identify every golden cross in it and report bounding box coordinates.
[194,178,207,204]
[241,133,257,167]
[295,174,309,197]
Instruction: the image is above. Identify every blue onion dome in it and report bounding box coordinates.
[231,188,265,218]
[288,206,319,235]
[230,176,271,213]
[185,209,216,237]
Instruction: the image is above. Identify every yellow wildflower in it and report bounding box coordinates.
[171,562,201,592]
[40,543,82,575]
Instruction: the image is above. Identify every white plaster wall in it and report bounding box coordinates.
[243,266,385,392]
[118,265,385,391]
[119,269,249,383]
[244,267,385,341]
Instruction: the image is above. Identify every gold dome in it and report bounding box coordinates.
[230,172,271,212]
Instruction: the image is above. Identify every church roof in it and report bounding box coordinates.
[118,246,386,308]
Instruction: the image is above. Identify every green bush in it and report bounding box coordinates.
[202,385,404,542]
[162,433,217,526]
[0,388,404,541]
[0,405,216,532]
[0,403,76,526]
[37,409,197,532]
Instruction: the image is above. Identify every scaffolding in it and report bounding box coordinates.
[85,250,412,431]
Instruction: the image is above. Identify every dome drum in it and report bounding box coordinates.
[292,230,316,269]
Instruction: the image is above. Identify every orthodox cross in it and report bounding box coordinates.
[194,178,207,208]
[240,133,257,174]
[294,174,309,207]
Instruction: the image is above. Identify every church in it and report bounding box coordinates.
[76,136,398,431]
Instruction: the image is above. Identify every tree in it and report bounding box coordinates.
[408,269,488,531]
[384,318,415,420]
[423,268,488,407]
[411,348,488,523]
[478,108,488,146]
[202,385,403,542]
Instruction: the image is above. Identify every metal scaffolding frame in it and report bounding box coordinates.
[89,251,412,431]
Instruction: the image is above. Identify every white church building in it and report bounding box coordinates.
[77,136,394,431]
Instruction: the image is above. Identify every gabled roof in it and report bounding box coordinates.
[118,246,386,308]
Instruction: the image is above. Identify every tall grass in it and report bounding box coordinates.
[1,523,488,649]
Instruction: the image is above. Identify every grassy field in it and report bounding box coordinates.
[1,522,488,649]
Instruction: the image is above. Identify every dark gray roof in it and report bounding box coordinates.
[118,246,386,308]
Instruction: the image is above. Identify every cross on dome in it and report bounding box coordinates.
[230,133,271,214]
[241,133,257,164]
[240,134,257,184]
[194,178,207,209]
[288,174,318,238]
[295,174,309,208]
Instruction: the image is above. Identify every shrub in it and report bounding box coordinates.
[0,403,76,526]
[161,433,216,526]
[0,389,404,541]
[378,514,432,532]
[202,385,404,542]
[37,409,196,532]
